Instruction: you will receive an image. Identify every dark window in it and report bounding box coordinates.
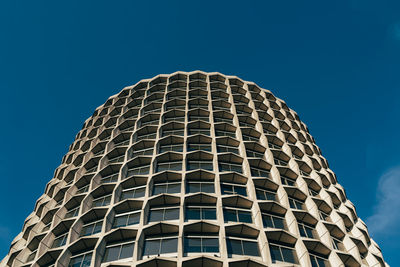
[184,237,219,253]
[186,207,216,220]
[223,208,252,223]
[148,207,179,222]
[187,181,215,193]
[226,239,259,257]
[102,241,134,262]
[269,244,298,264]
[143,237,178,256]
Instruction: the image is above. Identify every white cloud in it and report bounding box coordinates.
[366,166,400,237]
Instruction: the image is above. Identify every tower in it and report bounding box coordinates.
[1,71,387,267]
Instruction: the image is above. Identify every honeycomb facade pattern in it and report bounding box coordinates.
[1,71,387,267]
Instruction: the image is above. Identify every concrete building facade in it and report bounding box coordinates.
[1,71,387,267]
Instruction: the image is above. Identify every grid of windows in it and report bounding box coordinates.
[5,72,385,267]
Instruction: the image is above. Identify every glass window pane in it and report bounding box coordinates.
[81,253,92,267]
[143,240,160,256]
[270,245,283,263]
[238,211,252,223]
[167,184,181,193]
[69,255,84,267]
[149,210,163,222]
[224,209,237,222]
[161,238,178,254]
[153,185,166,195]
[103,246,120,262]
[135,188,145,198]
[185,238,201,253]
[165,208,179,220]
[243,241,259,256]
[119,243,134,259]
[203,238,219,252]
[235,186,247,196]
[273,217,285,229]
[128,213,140,225]
[187,183,200,193]
[114,216,128,228]
[281,247,297,264]
[186,208,200,220]
[227,239,243,255]
[221,184,231,194]
[93,222,102,234]
[262,215,274,228]
[202,183,215,193]
[81,225,92,236]
[203,208,216,220]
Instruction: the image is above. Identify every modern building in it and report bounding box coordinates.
[1,71,387,267]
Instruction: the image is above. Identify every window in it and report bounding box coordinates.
[186,181,214,193]
[288,197,305,210]
[281,176,296,186]
[80,219,103,236]
[149,206,179,222]
[246,149,264,158]
[109,155,125,163]
[121,186,146,200]
[189,115,209,122]
[226,238,259,257]
[92,194,112,207]
[153,181,181,195]
[262,213,286,229]
[52,233,68,248]
[250,167,269,178]
[68,251,92,267]
[213,117,233,124]
[187,143,212,152]
[274,159,288,166]
[159,144,183,153]
[161,129,184,137]
[131,147,153,158]
[164,116,185,123]
[298,222,316,239]
[331,236,343,251]
[127,164,150,176]
[223,208,252,223]
[65,206,80,218]
[215,130,236,138]
[310,254,330,267]
[143,236,178,256]
[113,211,141,228]
[185,236,219,253]
[268,142,281,150]
[100,173,118,184]
[256,188,276,201]
[217,145,239,154]
[319,211,329,221]
[269,243,298,264]
[188,128,210,136]
[136,133,157,141]
[186,206,216,220]
[218,162,243,173]
[221,183,247,196]
[76,184,89,194]
[102,241,134,262]
[242,134,259,142]
[309,188,319,196]
[155,161,182,172]
[187,160,213,171]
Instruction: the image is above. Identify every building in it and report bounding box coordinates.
[1,71,387,267]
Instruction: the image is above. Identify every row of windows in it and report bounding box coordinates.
[64,238,307,267]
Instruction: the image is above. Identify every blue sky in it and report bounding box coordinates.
[0,0,399,265]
